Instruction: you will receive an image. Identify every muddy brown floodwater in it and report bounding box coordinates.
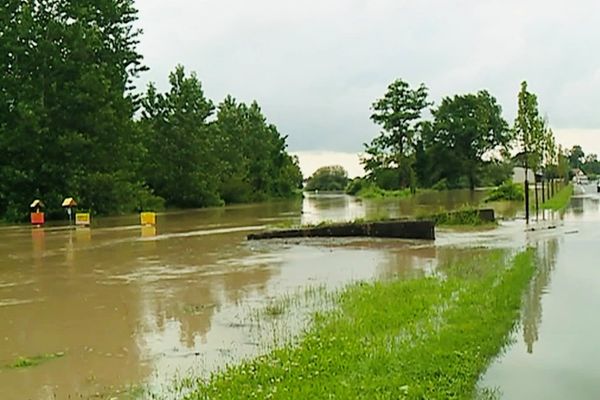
[0,190,523,399]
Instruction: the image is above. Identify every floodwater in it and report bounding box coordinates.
[0,189,544,399]
[480,184,600,399]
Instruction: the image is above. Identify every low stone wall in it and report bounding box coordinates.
[247,220,435,241]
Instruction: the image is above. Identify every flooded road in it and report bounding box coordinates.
[481,186,600,399]
[0,189,530,399]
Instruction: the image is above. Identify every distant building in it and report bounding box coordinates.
[512,167,535,184]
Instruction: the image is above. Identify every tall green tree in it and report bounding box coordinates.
[425,90,511,190]
[141,65,221,208]
[363,79,430,190]
[514,81,543,223]
[214,99,301,201]
[0,0,153,219]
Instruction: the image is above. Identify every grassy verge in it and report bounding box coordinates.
[182,249,535,399]
[541,184,573,211]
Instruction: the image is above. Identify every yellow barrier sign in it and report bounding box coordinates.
[75,213,91,226]
[140,212,156,226]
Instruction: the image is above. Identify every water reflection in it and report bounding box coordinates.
[522,238,559,354]
[31,227,45,267]
[301,190,517,226]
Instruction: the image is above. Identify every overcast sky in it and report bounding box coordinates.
[136,0,600,161]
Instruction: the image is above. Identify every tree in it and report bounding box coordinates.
[141,65,221,208]
[0,0,155,220]
[305,166,349,191]
[514,81,543,224]
[569,145,585,169]
[213,97,302,202]
[425,90,511,190]
[363,79,430,190]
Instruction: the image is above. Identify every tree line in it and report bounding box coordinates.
[356,78,577,195]
[0,1,301,221]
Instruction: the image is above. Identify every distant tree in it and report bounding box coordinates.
[582,153,600,177]
[363,79,430,190]
[425,90,511,190]
[569,145,585,169]
[305,165,349,191]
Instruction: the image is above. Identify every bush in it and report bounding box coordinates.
[485,180,524,202]
[345,178,366,195]
[432,178,450,191]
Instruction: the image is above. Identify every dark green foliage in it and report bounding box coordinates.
[139,79,302,207]
[0,2,301,221]
[0,0,160,220]
[304,165,349,191]
[211,96,302,203]
[362,80,517,195]
[485,181,525,202]
[480,160,514,187]
[362,79,430,191]
[140,66,222,208]
[345,177,366,195]
[569,145,584,169]
[424,91,511,190]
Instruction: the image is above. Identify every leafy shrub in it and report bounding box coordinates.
[432,178,449,191]
[345,178,366,195]
[485,180,524,202]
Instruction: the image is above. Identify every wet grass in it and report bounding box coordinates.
[541,184,573,211]
[181,249,536,399]
[6,351,65,369]
[419,206,498,228]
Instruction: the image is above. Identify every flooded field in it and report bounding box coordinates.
[0,188,590,399]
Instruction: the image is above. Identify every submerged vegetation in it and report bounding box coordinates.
[345,178,413,199]
[542,184,573,211]
[6,352,65,369]
[417,206,497,227]
[182,249,536,399]
[485,180,525,202]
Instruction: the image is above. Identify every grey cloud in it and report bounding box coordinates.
[135,0,600,151]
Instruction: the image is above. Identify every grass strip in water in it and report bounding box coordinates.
[183,249,535,399]
[541,184,573,211]
[420,206,498,227]
[7,352,65,369]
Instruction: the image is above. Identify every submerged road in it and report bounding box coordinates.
[482,186,600,399]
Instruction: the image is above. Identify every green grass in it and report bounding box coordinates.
[182,249,536,399]
[7,352,65,369]
[354,183,413,199]
[541,184,573,211]
[485,181,524,202]
[419,206,497,227]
